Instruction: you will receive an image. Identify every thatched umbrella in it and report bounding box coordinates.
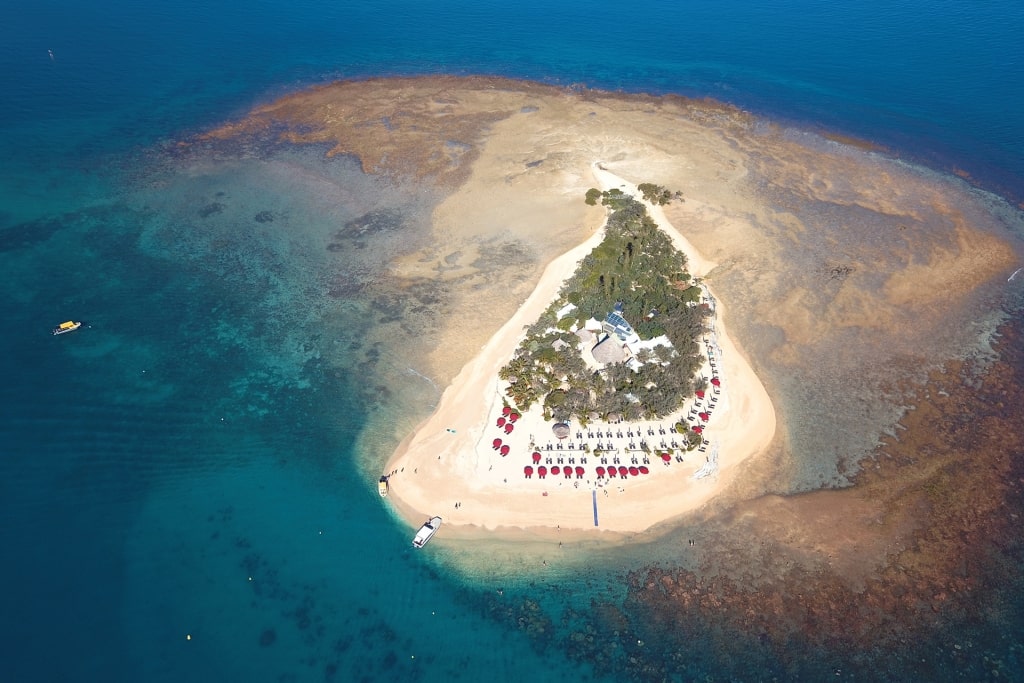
[552,422,570,439]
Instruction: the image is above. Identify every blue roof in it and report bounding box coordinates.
[606,312,630,330]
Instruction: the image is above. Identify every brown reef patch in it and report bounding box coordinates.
[200,76,754,190]
[594,316,1024,680]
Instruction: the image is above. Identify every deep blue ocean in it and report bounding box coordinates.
[2,2,1022,681]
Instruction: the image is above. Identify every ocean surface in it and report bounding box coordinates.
[2,2,1022,681]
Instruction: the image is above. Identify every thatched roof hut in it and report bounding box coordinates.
[592,337,626,365]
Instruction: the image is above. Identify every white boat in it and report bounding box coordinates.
[412,516,442,548]
[378,476,389,497]
[53,320,82,335]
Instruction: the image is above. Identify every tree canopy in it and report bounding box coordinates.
[498,189,710,423]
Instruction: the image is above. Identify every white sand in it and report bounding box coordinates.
[385,164,776,537]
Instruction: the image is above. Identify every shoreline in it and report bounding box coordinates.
[384,163,777,538]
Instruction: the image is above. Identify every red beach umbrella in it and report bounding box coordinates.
[693,426,703,434]
[699,412,709,422]
[628,466,639,476]
[660,452,671,462]
[504,423,514,434]
[500,445,510,456]
[596,466,606,478]
[607,468,616,478]
[532,452,541,463]
[492,438,502,449]
[524,465,533,478]
[551,466,560,475]
[502,406,512,416]
[538,466,547,479]
[575,466,585,478]
[564,467,572,478]
[638,465,649,474]
[711,377,721,387]
[618,466,628,478]
[696,390,705,399]
[496,417,506,427]
[509,412,520,423]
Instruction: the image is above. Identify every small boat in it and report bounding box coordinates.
[378,476,389,497]
[53,320,82,336]
[412,516,442,549]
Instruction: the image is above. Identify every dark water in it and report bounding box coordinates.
[2,1,1023,680]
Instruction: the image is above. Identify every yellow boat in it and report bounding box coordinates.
[378,476,389,497]
[53,320,82,336]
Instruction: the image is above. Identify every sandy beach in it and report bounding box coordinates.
[384,164,776,537]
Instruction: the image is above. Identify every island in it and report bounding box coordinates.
[383,167,775,536]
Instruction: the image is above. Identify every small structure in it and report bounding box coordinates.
[602,303,638,344]
[552,422,571,439]
[556,302,577,320]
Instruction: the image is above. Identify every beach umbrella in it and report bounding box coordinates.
[551,466,560,475]
[711,377,721,387]
[606,468,616,478]
[628,466,639,477]
[575,466,585,478]
[564,467,573,478]
[496,417,506,427]
[538,466,547,479]
[509,412,520,423]
[524,465,533,478]
[660,452,671,462]
[500,445,510,456]
[618,466,628,478]
[693,426,703,434]
[502,406,512,416]
[596,466,606,478]
[696,390,705,399]
[638,465,649,474]
[492,438,502,449]
[699,412,709,422]
[504,423,514,434]
[532,452,541,463]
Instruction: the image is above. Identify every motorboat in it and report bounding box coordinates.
[412,516,442,548]
[53,320,82,335]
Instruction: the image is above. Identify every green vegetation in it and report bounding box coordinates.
[499,189,710,423]
[637,182,683,205]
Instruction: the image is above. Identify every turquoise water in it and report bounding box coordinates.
[2,1,1023,680]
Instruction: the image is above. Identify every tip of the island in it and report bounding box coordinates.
[385,165,776,538]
